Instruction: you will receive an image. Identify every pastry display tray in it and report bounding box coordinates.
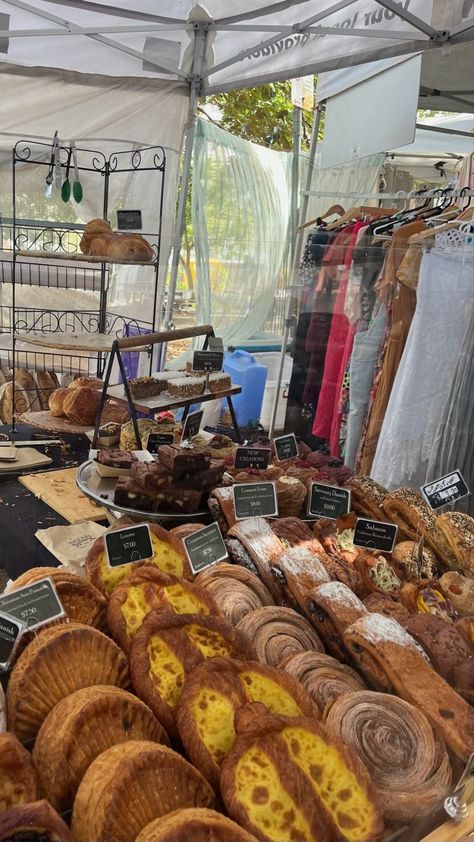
[76,460,209,522]
[105,383,242,413]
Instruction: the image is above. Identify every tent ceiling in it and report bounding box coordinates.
[0,0,472,96]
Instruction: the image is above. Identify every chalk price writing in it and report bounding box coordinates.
[20,607,37,619]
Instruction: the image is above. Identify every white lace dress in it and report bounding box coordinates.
[371,240,474,490]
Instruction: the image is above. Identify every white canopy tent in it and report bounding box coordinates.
[0,0,473,324]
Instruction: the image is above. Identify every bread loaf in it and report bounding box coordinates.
[48,386,70,417]
[63,386,100,425]
[68,375,104,391]
[34,370,59,410]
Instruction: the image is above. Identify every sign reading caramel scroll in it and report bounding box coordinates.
[233,482,278,520]
[0,611,24,671]
[184,523,227,575]
[105,524,153,567]
[0,579,65,631]
[421,470,470,510]
[307,482,351,520]
[353,518,398,553]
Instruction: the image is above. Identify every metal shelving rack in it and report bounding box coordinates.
[8,140,167,432]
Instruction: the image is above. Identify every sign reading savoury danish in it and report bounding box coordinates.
[233,482,278,520]
[105,524,153,567]
[421,470,470,510]
[0,611,24,670]
[307,482,351,520]
[181,410,203,443]
[0,579,65,631]
[183,523,227,574]
[146,432,174,454]
[234,446,270,470]
[192,350,224,372]
[353,518,398,553]
[273,433,298,461]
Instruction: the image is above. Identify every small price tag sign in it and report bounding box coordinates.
[353,518,398,553]
[146,432,174,454]
[274,433,298,461]
[233,482,278,520]
[421,470,470,510]
[234,447,270,471]
[0,611,24,671]
[105,524,153,568]
[181,410,203,443]
[117,209,143,230]
[183,523,227,575]
[0,579,65,631]
[307,483,351,520]
[193,350,224,372]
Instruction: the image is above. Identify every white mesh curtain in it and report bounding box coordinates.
[300,149,386,222]
[192,118,293,346]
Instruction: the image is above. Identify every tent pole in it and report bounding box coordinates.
[161,26,207,368]
[268,102,323,439]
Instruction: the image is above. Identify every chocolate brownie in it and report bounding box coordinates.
[113,476,155,511]
[96,450,137,469]
[131,461,173,490]
[175,459,225,491]
[153,486,203,514]
[158,444,211,477]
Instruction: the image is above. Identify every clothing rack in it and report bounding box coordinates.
[301,188,474,199]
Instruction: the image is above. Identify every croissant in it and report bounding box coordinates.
[176,657,318,789]
[283,651,367,713]
[107,566,219,653]
[0,733,39,814]
[136,809,259,842]
[305,581,367,664]
[236,606,324,668]
[0,800,73,841]
[220,705,384,842]
[275,476,307,517]
[343,474,390,521]
[354,552,402,596]
[71,741,215,842]
[363,592,412,621]
[399,580,456,619]
[8,566,107,629]
[195,563,275,625]
[436,511,474,578]
[438,571,474,617]
[33,685,169,812]
[85,521,189,596]
[269,543,331,614]
[343,613,474,761]
[130,611,254,739]
[7,623,130,741]
[381,487,457,569]
[325,690,452,823]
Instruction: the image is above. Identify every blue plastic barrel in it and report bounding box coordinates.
[224,349,267,427]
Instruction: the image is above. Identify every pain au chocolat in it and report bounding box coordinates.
[71,740,215,842]
[195,563,275,625]
[176,656,318,790]
[8,566,107,629]
[85,521,189,596]
[0,800,73,842]
[131,612,254,739]
[107,566,219,654]
[220,704,384,842]
[0,733,38,814]
[7,623,130,742]
[33,686,169,813]
[136,808,259,842]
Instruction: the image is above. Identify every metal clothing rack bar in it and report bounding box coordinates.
[301,188,474,199]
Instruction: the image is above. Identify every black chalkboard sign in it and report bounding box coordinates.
[234,446,270,470]
[307,482,351,520]
[274,433,298,461]
[105,524,153,567]
[233,482,278,520]
[184,523,227,574]
[147,432,174,453]
[193,350,224,372]
[353,518,398,553]
[0,579,65,631]
[181,410,203,442]
[421,470,470,510]
[0,611,23,670]
[117,209,143,230]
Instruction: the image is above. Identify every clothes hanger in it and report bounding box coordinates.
[407,206,474,244]
[296,204,345,232]
[326,205,395,231]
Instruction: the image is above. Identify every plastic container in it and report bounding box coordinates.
[253,352,293,432]
[223,349,267,427]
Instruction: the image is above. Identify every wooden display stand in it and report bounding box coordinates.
[92,324,243,448]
